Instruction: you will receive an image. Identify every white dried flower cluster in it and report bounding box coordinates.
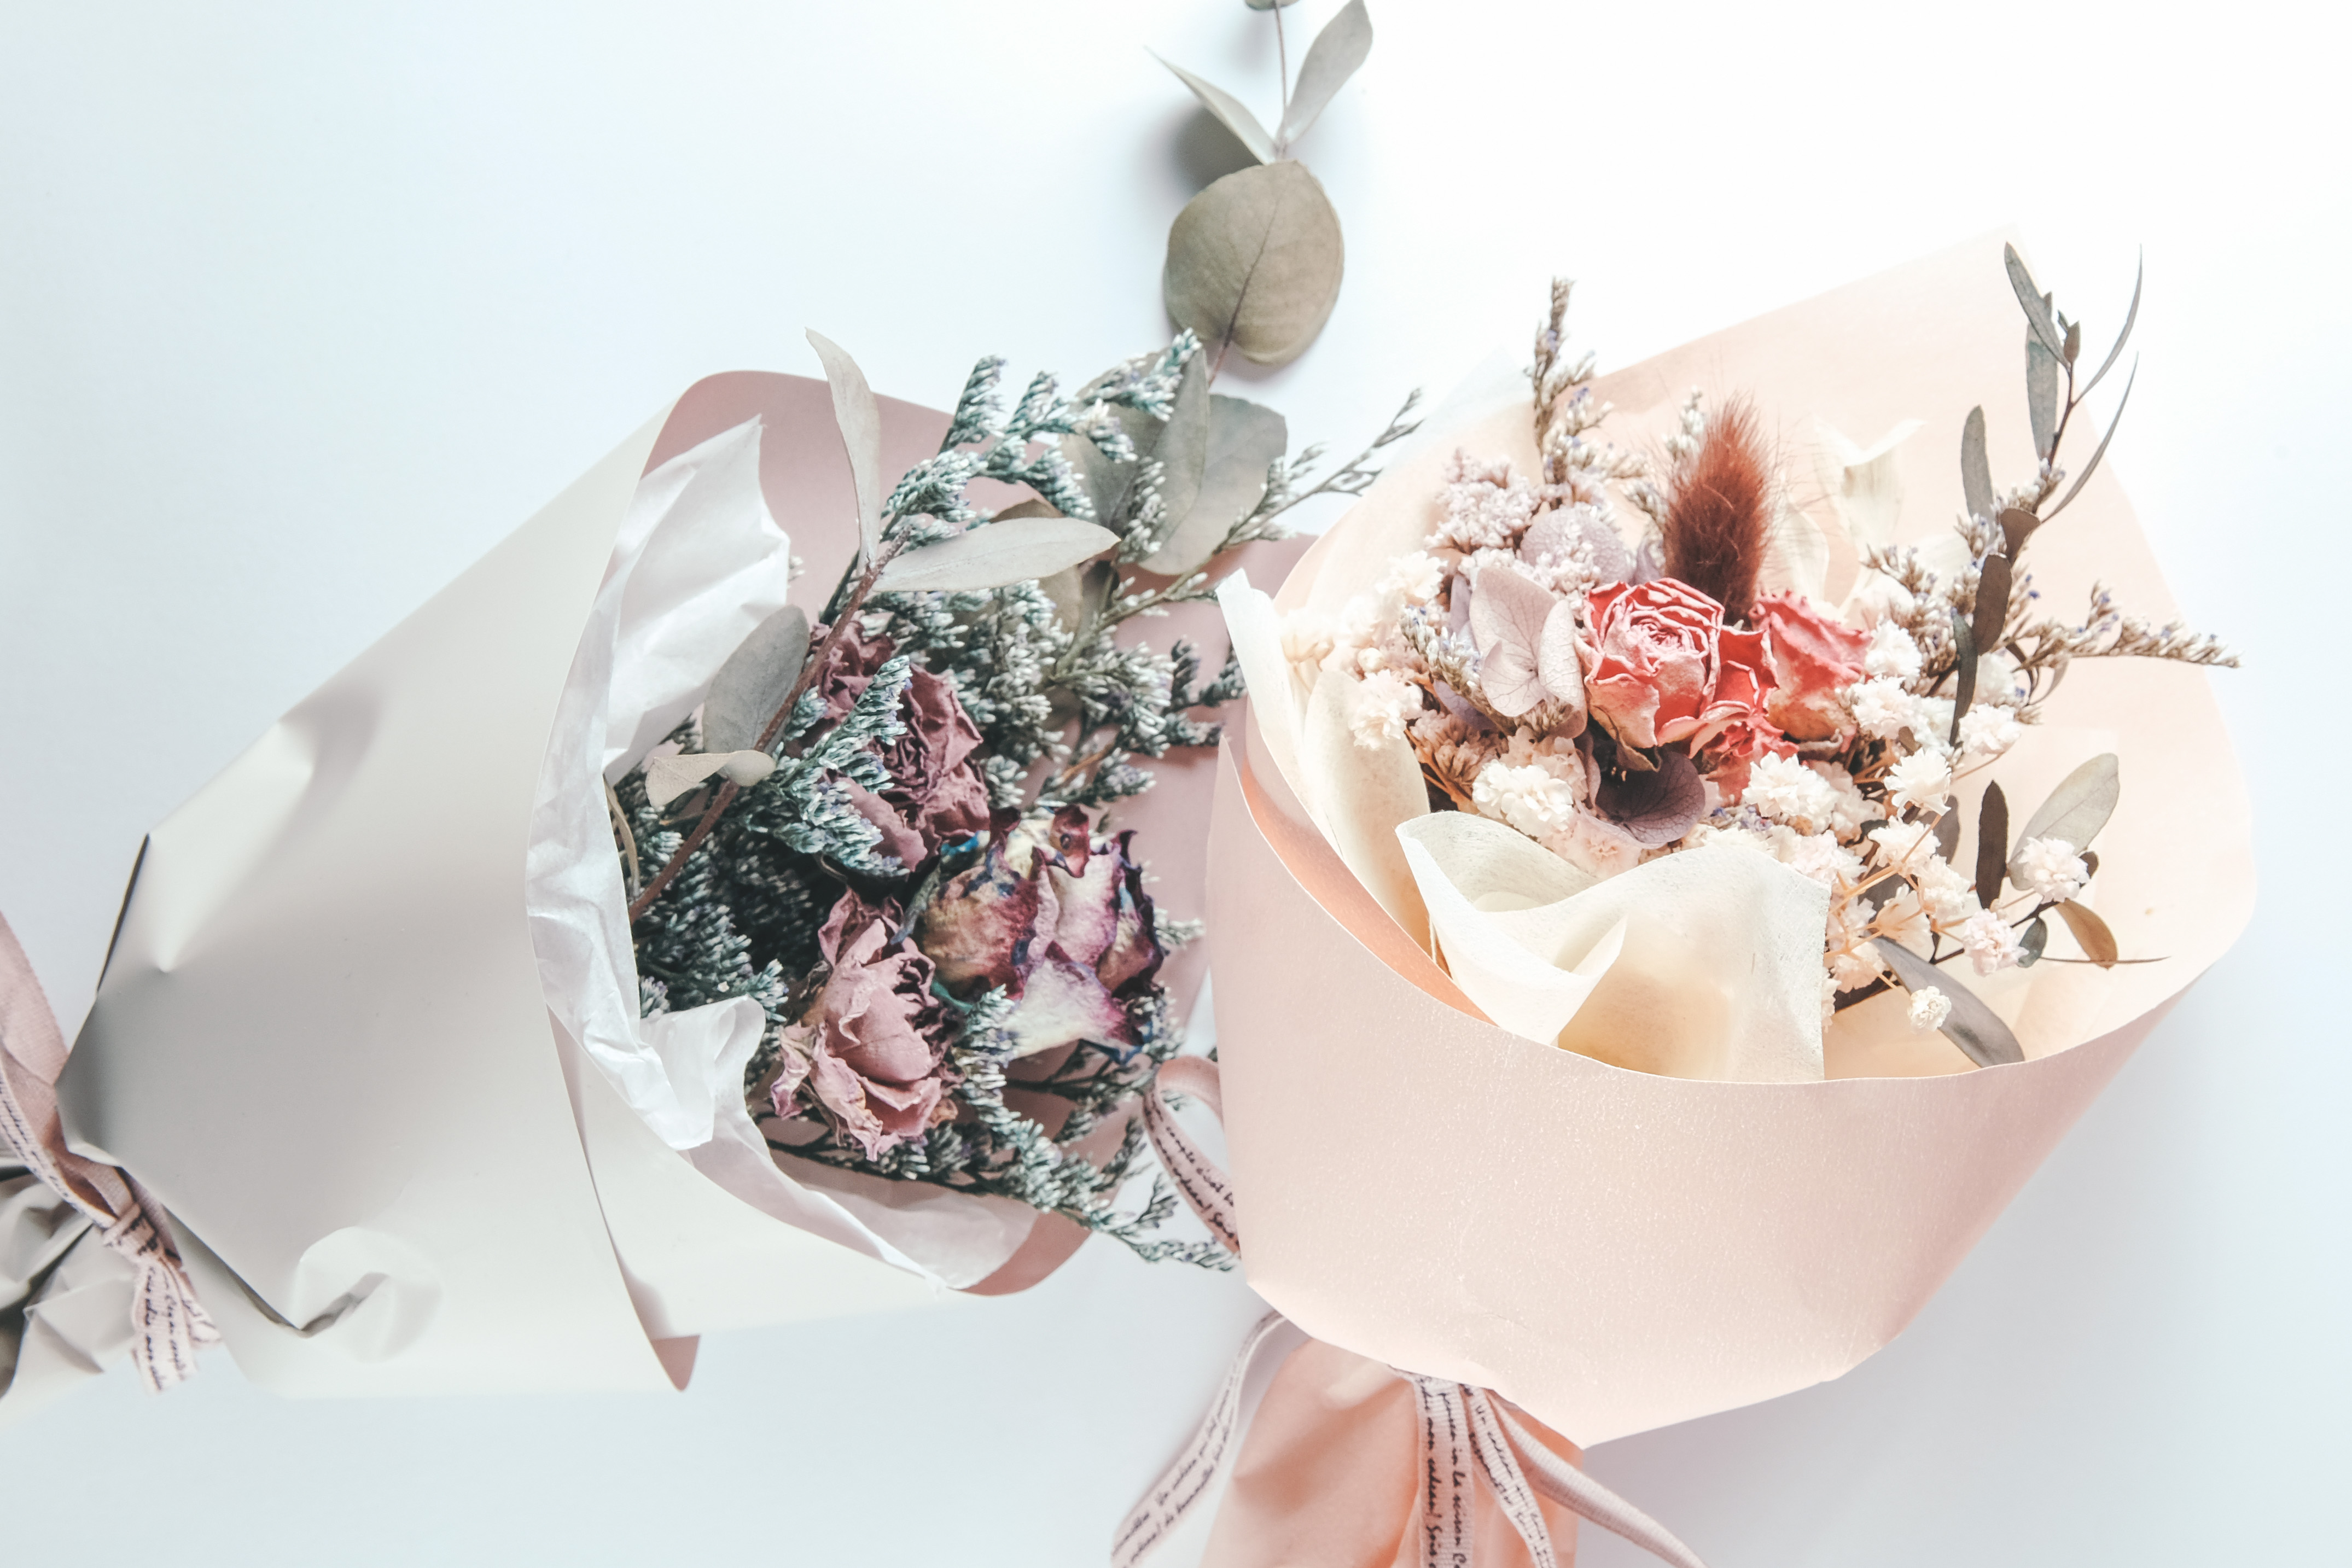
[1352,668,1422,748]
[1433,452,1550,552]
[1957,703,2022,761]
[1864,622,1923,681]
[1472,759,1580,838]
[1907,986,1953,1033]
[2012,835,2090,902]
[1957,908,2024,975]
[1885,749,1952,812]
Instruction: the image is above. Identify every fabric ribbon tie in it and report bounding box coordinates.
[0,912,216,1391]
[1126,1059,1709,1568]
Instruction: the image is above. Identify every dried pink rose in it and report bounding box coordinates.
[1749,591,1868,743]
[781,890,956,1158]
[814,622,992,866]
[1581,578,1776,753]
[917,805,1165,1060]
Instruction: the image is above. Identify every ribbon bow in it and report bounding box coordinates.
[0,912,216,1392]
[1117,1057,1708,1568]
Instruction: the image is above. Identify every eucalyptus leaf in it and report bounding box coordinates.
[1960,405,1993,523]
[876,516,1117,594]
[1061,403,1159,524]
[703,605,810,754]
[645,749,776,811]
[1038,558,1116,634]
[2018,915,2049,967]
[2062,318,2081,366]
[2010,753,2121,874]
[2003,242,2065,355]
[2026,336,2060,459]
[1277,0,1372,150]
[1143,393,1289,576]
[1997,505,2040,561]
[2082,252,2142,398]
[805,330,886,565]
[1974,781,2009,910]
[2045,359,2136,521]
[1244,0,1300,9]
[1151,50,1274,165]
[1932,805,1961,862]
[2056,900,2121,967]
[1948,606,1977,744]
[1164,160,1344,368]
[1154,354,1213,538]
[1972,549,2012,661]
[1876,940,2024,1066]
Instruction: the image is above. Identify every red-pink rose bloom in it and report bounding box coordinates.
[775,891,956,1159]
[1581,579,1777,752]
[916,805,1165,1061]
[1750,591,1867,743]
[815,623,992,867]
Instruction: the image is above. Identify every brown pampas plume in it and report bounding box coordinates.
[1661,397,1773,623]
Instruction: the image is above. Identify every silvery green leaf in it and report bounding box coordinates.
[1876,940,2025,1067]
[645,749,775,810]
[2045,359,2136,521]
[1154,354,1213,540]
[2056,900,2120,967]
[1040,558,1118,633]
[876,516,1117,594]
[2081,251,2142,398]
[2062,318,2081,366]
[2004,242,2065,355]
[2010,753,2121,875]
[703,605,809,754]
[1150,50,1275,165]
[1960,405,1993,522]
[1277,0,1372,150]
[1948,606,1976,742]
[805,330,886,565]
[1972,549,2012,661]
[1244,0,1300,9]
[1997,504,2040,561]
[1164,161,1344,368]
[2018,914,2049,967]
[1975,780,2009,910]
[1143,393,1288,576]
[1933,803,1961,862]
[1062,404,1158,524]
[2027,336,2060,459]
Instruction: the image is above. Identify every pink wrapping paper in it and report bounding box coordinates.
[1202,1339,1587,1568]
[1206,233,2255,1447]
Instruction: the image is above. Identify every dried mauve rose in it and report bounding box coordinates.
[812,622,993,867]
[784,891,957,1158]
[916,811,1166,1062]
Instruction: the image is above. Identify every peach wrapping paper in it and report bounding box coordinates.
[1206,232,2254,1448]
[44,371,1279,1397]
[1202,1340,1588,1568]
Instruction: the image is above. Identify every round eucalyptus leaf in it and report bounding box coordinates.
[1163,161,1343,369]
[1243,0,1300,9]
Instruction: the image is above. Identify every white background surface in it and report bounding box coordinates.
[0,2,2341,1563]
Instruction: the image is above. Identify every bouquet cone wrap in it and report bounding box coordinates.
[1206,234,2254,1447]
[43,371,1260,1400]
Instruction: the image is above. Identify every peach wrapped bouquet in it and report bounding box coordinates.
[1177,235,2251,1558]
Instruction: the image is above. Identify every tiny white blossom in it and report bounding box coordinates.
[1377,551,1447,604]
[2012,835,2090,902]
[1907,986,1953,1033]
[1958,909,2024,975]
[1864,622,1923,682]
[1846,573,1918,626]
[1351,669,1422,748]
[1868,819,1942,876]
[1742,752,1839,831]
[1957,703,2023,761]
[1916,858,1978,923]
[1885,749,1952,813]
[1827,931,1884,990]
[1809,762,1872,837]
[1976,650,2025,706]
[1472,760,1580,839]
[1849,678,1914,739]
[1910,695,1955,747]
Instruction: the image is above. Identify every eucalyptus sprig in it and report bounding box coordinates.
[1154,1,1374,369]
